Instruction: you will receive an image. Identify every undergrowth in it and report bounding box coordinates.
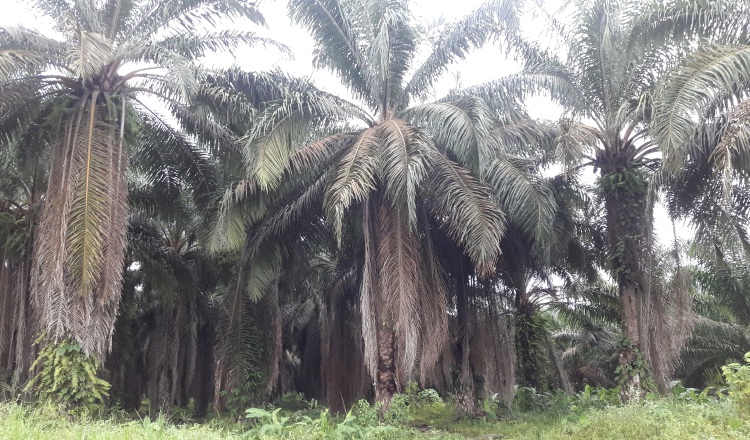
[1,384,750,439]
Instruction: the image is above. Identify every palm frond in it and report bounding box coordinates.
[654,45,750,174]
[402,97,496,175]
[364,0,415,111]
[423,150,505,277]
[375,201,421,382]
[404,0,522,100]
[124,0,265,45]
[324,128,379,240]
[377,119,427,230]
[288,0,373,107]
[485,155,556,246]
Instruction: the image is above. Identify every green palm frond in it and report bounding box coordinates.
[423,151,505,277]
[250,173,330,254]
[324,128,380,240]
[494,119,558,159]
[0,25,67,62]
[448,59,584,116]
[402,97,496,175]
[153,31,289,60]
[244,112,311,192]
[243,243,282,303]
[244,85,371,190]
[287,133,357,175]
[485,155,556,245]
[555,118,600,167]
[404,0,522,100]
[133,111,217,211]
[570,0,622,118]
[365,0,415,111]
[631,0,750,50]
[70,30,113,80]
[124,0,265,45]
[377,120,427,229]
[654,45,750,174]
[288,0,372,107]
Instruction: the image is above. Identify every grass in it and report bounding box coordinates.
[1,398,749,439]
[446,400,750,439]
[0,404,244,440]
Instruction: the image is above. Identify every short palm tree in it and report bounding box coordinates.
[0,0,267,358]
[678,248,750,388]
[221,0,557,405]
[0,139,40,390]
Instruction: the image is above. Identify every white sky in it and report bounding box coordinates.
[1,0,689,243]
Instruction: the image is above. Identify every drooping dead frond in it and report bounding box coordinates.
[32,99,129,358]
[0,210,34,390]
[641,246,693,393]
[360,197,379,381]
[416,208,449,383]
[375,201,422,384]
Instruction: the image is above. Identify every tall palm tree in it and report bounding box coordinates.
[648,0,750,270]
[0,0,269,358]
[216,0,557,406]
[477,0,698,399]
[105,125,224,413]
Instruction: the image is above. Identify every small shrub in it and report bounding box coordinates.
[244,405,401,439]
[513,387,540,412]
[219,369,265,419]
[25,336,110,412]
[352,399,380,427]
[380,393,409,425]
[352,388,453,429]
[722,352,750,415]
[415,388,443,405]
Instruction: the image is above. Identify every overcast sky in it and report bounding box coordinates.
[2,0,689,242]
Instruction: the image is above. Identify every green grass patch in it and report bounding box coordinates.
[1,399,749,439]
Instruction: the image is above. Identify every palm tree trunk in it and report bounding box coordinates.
[602,168,649,402]
[361,198,399,409]
[455,275,476,416]
[546,336,573,395]
[375,315,398,409]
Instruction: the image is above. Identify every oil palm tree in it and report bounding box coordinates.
[106,125,225,414]
[0,137,41,391]
[0,0,270,358]
[469,0,700,399]
[216,0,558,406]
[677,248,750,388]
[648,0,750,276]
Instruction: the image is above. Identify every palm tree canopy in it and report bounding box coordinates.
[650,1,750,180]
[0,0,270,357]
[204,0,564,392]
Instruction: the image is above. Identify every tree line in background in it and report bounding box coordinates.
[1,0,750,418]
